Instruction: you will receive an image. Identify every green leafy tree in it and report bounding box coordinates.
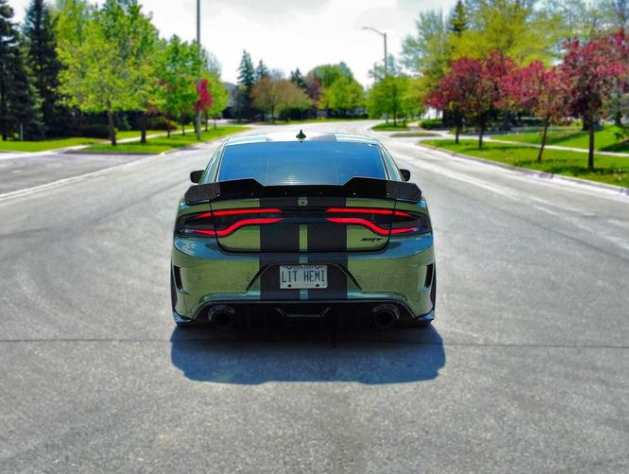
[159,35,200,136]
[23,0,67,137]
[452,0,558,62]
[368,74,412,126]
[55,0,94,129]
[401,10,451,87]
[57,0,153,145]
[322,76,364,116]
[309,63,352,88]
[206,73,228,128]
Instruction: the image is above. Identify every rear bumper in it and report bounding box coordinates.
[174,302,435,325]
[172,233,435,320]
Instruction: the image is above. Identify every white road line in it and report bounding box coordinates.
[394,145,629,253]
[0,153,162,203]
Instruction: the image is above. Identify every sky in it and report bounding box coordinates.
[9,0,457,86]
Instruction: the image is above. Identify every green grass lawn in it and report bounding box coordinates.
[0,137,101,152]
[422,139,629,188]
[498,125,629,152]
[86,126,248,154]
[372,122,410,131]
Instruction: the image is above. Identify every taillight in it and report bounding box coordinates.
[325,207,430,236]
[177,208,283,237]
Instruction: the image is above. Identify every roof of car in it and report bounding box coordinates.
[223,131,381,147]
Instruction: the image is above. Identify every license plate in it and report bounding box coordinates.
[280,265,328,289]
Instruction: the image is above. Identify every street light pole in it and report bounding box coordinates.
[362,26,387,79]
[195,0,202,140]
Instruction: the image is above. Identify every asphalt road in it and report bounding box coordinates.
[1,121,628,473]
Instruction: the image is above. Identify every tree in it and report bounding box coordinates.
[255,59,269,82]
[235,50,255,121]
[452,0,557,63]
[122,2,162,144]
[368,54,400,82]
[368,75,411,125]
[206,75,228,128]
[159,35,200,136]
[426,51,515,148]
[321,76,364,116]
[55,0,94,129]
[290,68,307,91]
[23,0,66,137]
[251,76,310,123]
[309,63,352,88]
[449,0,468,35]
[0,0,43,141]
[57,0,158,145]
[401,10,450,86]
[305,72,322,108]
[561,36,624,168]
[195,78,212,121]
[501,62,569,161]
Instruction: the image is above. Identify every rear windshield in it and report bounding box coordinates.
[217,141,387,185]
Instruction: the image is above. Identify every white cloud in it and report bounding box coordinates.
[9,0,455,86]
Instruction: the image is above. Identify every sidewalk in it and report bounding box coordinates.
[0,127,218,161]
[412,130,629,158]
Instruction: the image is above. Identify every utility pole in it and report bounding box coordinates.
[195,0,202,140]
[362,26,388,79]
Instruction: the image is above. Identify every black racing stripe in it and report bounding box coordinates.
[260,197,300,300]
[307,197,348,300]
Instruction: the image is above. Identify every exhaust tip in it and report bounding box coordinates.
[372,304,400,330]
[209,305,235,330]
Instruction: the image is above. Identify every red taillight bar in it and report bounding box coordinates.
[196,208,282,219]
[326,207,411,217]
[326,217,390,236]
[192,217,284,237]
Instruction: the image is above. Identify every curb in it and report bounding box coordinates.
[417,143,629,197]
[63,150,157,156]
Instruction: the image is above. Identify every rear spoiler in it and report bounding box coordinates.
[185,177,422,204]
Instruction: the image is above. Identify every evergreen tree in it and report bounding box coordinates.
[236,50,255,121]
[0,0,43,141]
[255,59,269,82]
[449,0,467,35]
[23,0,67,137]
[290,68,307,91]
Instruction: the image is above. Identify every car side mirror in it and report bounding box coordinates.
[190,170,203,183]
[400,169,411,182]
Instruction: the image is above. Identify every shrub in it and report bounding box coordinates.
[420,118,443,130]
[147,116,179,131]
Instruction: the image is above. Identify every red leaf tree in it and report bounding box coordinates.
[561,37,625,169]
[501,62,570,162]
[195,78,213,114]
[425,51,515,148]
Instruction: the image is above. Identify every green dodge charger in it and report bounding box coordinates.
[171,131,436,329]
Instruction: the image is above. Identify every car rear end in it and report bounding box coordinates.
[171,134,436,328]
